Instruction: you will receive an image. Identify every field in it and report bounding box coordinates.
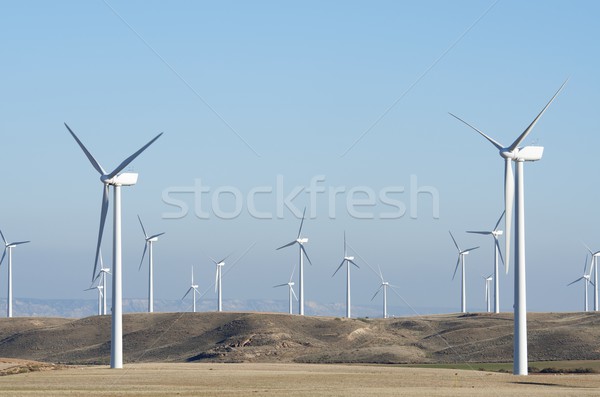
[1,362,600,396]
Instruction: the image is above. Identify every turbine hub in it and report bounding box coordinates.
[297,238,308,244]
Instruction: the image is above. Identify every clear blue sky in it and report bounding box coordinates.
[1,1,599,314]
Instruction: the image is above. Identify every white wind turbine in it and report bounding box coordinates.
[483,274,493,313]
[91,251,110,316]
[449,231,479,314]
[85,284,104,316]
[567,255,594,312]
[66,123,162,369]
[450,80,567,375]
[181,266,200,313]
[0,229,30,318]
[137,215,165,313]
[276,208,313,316]
[371,266,395,319]
[273,264,298,315]
[582,243,599,311]
[210,254,230,312]
[332,232,359,318]
[467,211,505,313]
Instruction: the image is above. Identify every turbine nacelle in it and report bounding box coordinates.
[101,172,139,186]
[297,237,308,244]
[344,256,355,261]
[147,237,159,242]
[500,146,544,162]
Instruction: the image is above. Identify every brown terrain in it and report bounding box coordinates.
[1,311,599,366]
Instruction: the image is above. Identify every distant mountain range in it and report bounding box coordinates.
[0,298,454,319]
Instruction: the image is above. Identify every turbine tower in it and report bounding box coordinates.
[467,211,505,313]
[449,231,479,313]
[137,215,165,313]
[66,123,162,369]
[582,243,599,311]
[567,255,593,312]
[450,80,567,375]
[371,266,394,319]
[273,264,298,315]
[0,229,30,318]
[181,266,200,313]
[483,274,493,313]
[332,232,359,318]
[276,207,312,315]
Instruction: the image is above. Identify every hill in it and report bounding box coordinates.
[0,312,599,365]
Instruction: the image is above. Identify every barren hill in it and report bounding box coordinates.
[1,312,599,365]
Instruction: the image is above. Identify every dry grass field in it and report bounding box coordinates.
[1,362,600,396]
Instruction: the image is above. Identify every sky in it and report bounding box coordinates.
[1,0,600,315]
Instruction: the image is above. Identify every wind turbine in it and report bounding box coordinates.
[567,255,594,312]
[483,274,493,313]
[65,123,162,369]
[181,266,200,313]
[371,266,394,319]
[449,231,479,313]
[582,243,599,311]
[273,264,298,315]
[450,80,567,375]
[85,284,104,316]
[332,232,359,318]
[92,251,110,315]
[210,255,230,312]
[467,211,505,313]
[276,207,312,316]
[0,229,30,318]
[137,215,165,313]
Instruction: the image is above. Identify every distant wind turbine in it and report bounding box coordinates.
[467,211,505,313]
[210,254,231,312]
[276,208,313,316]
[449,231,479,313]
[371,266,395,319]
[273,264,298,315]
[332,232,359,318]
[0,229,30,318]
[582,243,599,311]
[137,215,165,313]
[483,274,493,313]
[85,284,104,316]
[181,266,200,313]
[92,251,110,315]
[65,123,162,369]
[568,255,594,312]
[450,80,567,375]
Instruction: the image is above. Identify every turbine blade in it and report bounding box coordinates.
[370,286,383,301]
[65,123,107,175]
[463,246,480,253]
[289,262,297,283]
[214,267,219,293]
[377,265,384,282]
[332,260,345,277]
[11,241,30,246]
[567,277,584,287]
[273,283,288,288]
[291,286,298,301]
[452,256,460,280]
[0,248,5,267]
[106,132,163,179]
[138,242,148,271]
[276,240,296,250]
[496,238,505,266]
[583,254,589,275]
[448,113,504,150]
[504,158,514,275]
[301,245,313,266]
[343,231,347,256]
[349,260,360,269]
[494,210,505,231]
[0,230,7,245]
[137,215,148,239]
[449,230,460,252]
[582,242,594,256]
[149,232,165,240]
[508,80,568,152]
[93,184,110,282]
[297,207,306,238]
[182,287,192,301]
[466,231,492,235]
